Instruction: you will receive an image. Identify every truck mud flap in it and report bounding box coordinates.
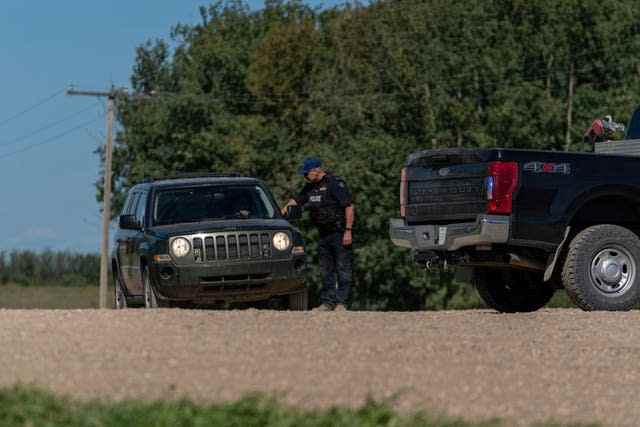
[544,226,571,282]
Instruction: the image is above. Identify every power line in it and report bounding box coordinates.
[0,117,101,161]
[0,102,100,149]
[0,87,67,128]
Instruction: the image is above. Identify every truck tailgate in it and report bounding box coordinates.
[404,150,488,224]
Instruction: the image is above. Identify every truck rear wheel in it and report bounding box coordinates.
[473,268,555,312]
[562,224,640,311]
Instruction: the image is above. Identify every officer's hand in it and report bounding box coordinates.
[342,230,352,246]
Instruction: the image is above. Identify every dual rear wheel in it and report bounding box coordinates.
[473,268,555,313]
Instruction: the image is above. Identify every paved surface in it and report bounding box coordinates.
[1,309,639,426]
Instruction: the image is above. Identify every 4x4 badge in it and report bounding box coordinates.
[523,162,571,175]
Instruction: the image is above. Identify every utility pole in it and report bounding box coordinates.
[67,86,119,309]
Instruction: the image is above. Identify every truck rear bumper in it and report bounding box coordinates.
[389,215,510,251]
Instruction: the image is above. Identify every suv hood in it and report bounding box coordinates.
[148,219,294,238]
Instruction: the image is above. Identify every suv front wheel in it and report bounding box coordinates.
[143,267,168,308]
[114,274,128,309]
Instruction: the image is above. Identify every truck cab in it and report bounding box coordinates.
[626,105,640,139]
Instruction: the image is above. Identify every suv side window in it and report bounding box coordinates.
[135,192,147,227]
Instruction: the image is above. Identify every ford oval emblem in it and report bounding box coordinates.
[438,167,450,177]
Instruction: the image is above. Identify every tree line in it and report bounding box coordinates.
[0,251,100,287]
[101,0,640,309]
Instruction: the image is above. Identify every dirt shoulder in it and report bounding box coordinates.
[0,309,638,426]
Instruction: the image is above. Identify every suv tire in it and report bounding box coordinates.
[473,268,555,313]
[143,267,168,308]
[114,274,128,309]
[288,288,309,311]
[562,224,640,311]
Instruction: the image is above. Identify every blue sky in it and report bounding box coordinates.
[0,0,340,254]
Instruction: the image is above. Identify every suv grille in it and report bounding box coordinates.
[190,232,272,262]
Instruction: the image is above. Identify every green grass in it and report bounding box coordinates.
[0,283,113,309]
[547,290,575,309]
[0,386,598,427]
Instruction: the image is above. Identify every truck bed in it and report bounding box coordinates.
[594,139,640,156]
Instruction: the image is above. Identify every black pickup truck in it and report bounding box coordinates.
[390,146,640,312]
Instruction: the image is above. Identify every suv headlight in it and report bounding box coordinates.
[272,232,291,251]
[171,237,191,258]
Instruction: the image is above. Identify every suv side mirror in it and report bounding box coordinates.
[285,205,302,221]
[119,214,141,230]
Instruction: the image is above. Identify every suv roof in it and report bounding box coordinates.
[129,174,260,192]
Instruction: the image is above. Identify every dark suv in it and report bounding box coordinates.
[111,174,308,309]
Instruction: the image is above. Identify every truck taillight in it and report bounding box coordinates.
[400,167,408,217]
[487,161,518,214]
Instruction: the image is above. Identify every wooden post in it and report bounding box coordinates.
[67,87,118,309]
[99,96,114,309]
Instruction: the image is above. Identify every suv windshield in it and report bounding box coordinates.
[153,185,276,226]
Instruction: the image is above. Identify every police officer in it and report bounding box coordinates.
[282,157,354,311]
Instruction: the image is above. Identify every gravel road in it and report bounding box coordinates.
[1,308,639,426]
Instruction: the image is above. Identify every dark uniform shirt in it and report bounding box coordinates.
[294,173,353,236]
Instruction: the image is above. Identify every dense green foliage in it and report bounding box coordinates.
[0,386,597,427]
[109,0,640,309]
[0,250,99,287]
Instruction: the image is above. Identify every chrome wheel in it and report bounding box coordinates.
[590,246,636,295]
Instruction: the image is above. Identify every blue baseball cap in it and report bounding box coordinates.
[298,157,322,176]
